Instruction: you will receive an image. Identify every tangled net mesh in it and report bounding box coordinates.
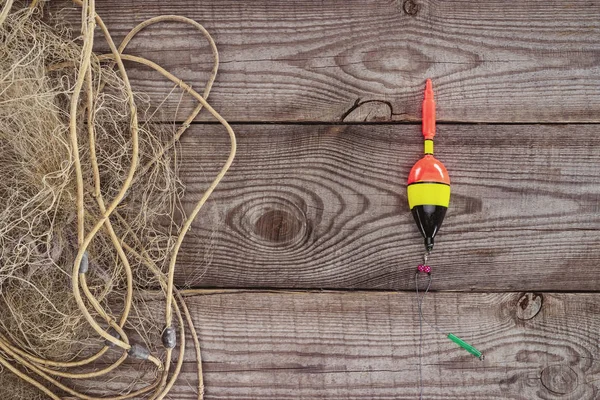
[0,1,235,398]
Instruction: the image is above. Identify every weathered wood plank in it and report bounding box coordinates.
[171,123,600,291]
[54,0,600,122]
[74,291,600,399]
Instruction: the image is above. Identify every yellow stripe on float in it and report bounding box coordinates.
[407,182,450,209]
[424,140,434,154]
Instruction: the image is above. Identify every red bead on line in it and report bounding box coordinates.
[417,264,431,274]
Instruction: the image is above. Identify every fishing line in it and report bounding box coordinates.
[414,254,484,400]
[408,80,484,399]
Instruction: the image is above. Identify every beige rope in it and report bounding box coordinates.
[0,0,14,27]
[0,1,235,398]
[69,0,141,353]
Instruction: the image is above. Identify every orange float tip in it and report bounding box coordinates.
[425,79,433,96]
[422,79,436,140]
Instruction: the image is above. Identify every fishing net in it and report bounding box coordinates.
[0,1,235,398]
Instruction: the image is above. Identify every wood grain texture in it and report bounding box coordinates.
[53,0,600,122]
[73,291,600,399]
[170,123,600,291]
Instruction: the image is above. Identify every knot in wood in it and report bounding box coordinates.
[403,0,420,16]
[516,292,542,320]
[228,195,310,252]
[255,209,303,243]
[540,365,578,394]
[250,201,308,248]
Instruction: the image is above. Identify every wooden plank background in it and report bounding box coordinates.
[67,291,600,400]
[55,0,600,122]
[21,0,600,399]
[174,123,600,291]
